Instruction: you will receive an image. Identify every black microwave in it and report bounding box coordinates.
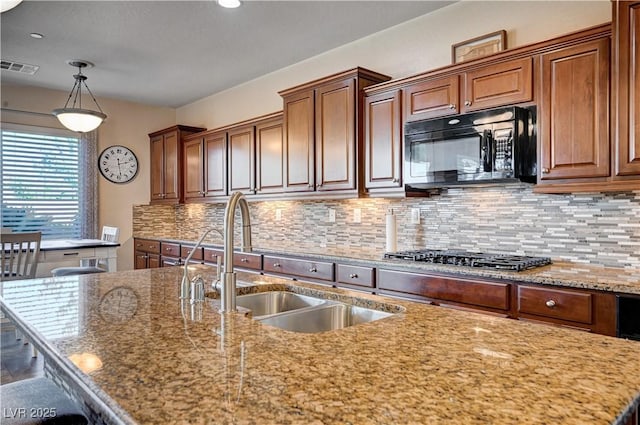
[403,106,537,192]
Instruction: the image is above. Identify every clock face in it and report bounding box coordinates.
[98,145,139,184]
[99,286,138,323]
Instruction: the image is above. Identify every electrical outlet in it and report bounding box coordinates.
[410,208,421,224]
[353,208,362,223]
[275,209,282,221]
[328,209,336,223]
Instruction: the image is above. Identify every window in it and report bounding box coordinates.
[1,124,94,240]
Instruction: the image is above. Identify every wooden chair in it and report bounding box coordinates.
[1,232,41,281]
[51,226,119,276]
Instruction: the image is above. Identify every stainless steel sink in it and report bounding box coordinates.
[236,291,326,317]
[256,301,394,333]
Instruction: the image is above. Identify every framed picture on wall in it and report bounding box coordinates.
[452,30,507,64]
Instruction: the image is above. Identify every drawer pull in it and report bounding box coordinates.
[545,300,557,308]
[240,258,248,263]
[63,252,80,256]
[309,267,317,273]
[542,168,550,174]
[273,263,280,268]
[464,100,472,106]
[448,104,455,109]
[349,273,358,279]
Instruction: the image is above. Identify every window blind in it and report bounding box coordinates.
[1,127,82,239]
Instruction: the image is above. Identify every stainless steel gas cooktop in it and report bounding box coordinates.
[383,249,552,272]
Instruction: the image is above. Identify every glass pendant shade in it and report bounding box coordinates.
[53,60,107,133]
[52,108,106,133]
[218,0,241,8]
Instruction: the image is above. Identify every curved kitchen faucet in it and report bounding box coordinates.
[221,191,253,312]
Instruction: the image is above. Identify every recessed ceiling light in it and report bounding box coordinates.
[30,33,44,39]
[218,0,241,8]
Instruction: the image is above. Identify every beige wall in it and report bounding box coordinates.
[176,0,611,129]
[1,84,176,270]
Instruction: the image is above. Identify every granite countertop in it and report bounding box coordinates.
[135,235,640,295]
[1,266,639,425]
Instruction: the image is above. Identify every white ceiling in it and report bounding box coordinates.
[1,1,454,108]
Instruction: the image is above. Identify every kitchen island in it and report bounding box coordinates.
[1,265,639,425]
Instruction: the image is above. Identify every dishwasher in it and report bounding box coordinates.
[617,295,640,341]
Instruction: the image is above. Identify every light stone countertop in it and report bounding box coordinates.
[1,266,639,425]
[135,235,640,295]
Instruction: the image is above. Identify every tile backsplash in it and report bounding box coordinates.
[133,184,640,269]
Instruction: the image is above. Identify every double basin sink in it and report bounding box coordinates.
[236,290,395,333]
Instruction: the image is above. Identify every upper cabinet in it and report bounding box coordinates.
[538,36,611,182]
[403,57,533,122]
[613,0,640,178]
[149,125,205,204]
[182,112,283,202]
[183,130,227,202]
[279,68,391,196]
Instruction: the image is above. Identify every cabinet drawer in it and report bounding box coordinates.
[264,255,334,281]
[233,252,262,270]
[161,242,180,257]
[336,264,374,288]
[181,245,203,261]
[134,239,160,254]
[203,248,224,263]
[518,286,592,324]
[378,269,510,311]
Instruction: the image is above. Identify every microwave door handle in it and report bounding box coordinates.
[482,130,493,172]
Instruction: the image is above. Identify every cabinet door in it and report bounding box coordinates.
[228,125,256,194]
[365,90,402,189]
[462,57,533,112]
[539,38,610,180]
[162,130,181,201]
[315,78,356,191]
[134,251,148,269]
[256,116,284,194]
[614,1,640,176]
[150,135,165,201]
[283,89,315,192]
[148,254,160,269]
[204,131,227,198]
[402,75,459,122]
[184,138,204,201]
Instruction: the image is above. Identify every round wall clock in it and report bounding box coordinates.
[99,286,138,323]
[98,145,139,184]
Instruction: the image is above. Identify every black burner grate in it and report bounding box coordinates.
[384,249,552,271]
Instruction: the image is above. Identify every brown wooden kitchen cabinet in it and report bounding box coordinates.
[149,125,204,204]
[263,255,334,283]
[160,241,181,267]
[516,284,616,336]
[279,68,390,196]
[363,89,403,193]
[403,57,533,122]
[377,269,511,314]
[228,125,256,195]
[537,36,610,183]
[183,130,227,202]
[255,114,284,194]
[612,1,640,179]
[134,238,160,269]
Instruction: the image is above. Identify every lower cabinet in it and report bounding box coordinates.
[263,255,334,283]
[134,238,160,269]
[160,242,181,267]
[517,285,616,336]
[377,269,511,314]
[335,264,375,290]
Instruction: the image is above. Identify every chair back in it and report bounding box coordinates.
[1,232,41,281]
[101,226,119,243]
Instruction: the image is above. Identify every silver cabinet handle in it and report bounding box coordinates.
[273,263,280,268]
[464,100,472,106]
[240,258,248,263]
[542,168,550,174]
[349,273,358,279]
[309,267,317,273]
[392,178,399,183]
[448,104,455,109]
[308,184,314,188]
[545,300,556,308]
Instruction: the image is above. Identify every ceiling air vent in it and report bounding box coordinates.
[1,60,39,75]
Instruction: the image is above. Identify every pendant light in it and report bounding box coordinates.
[52,60,107,133]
